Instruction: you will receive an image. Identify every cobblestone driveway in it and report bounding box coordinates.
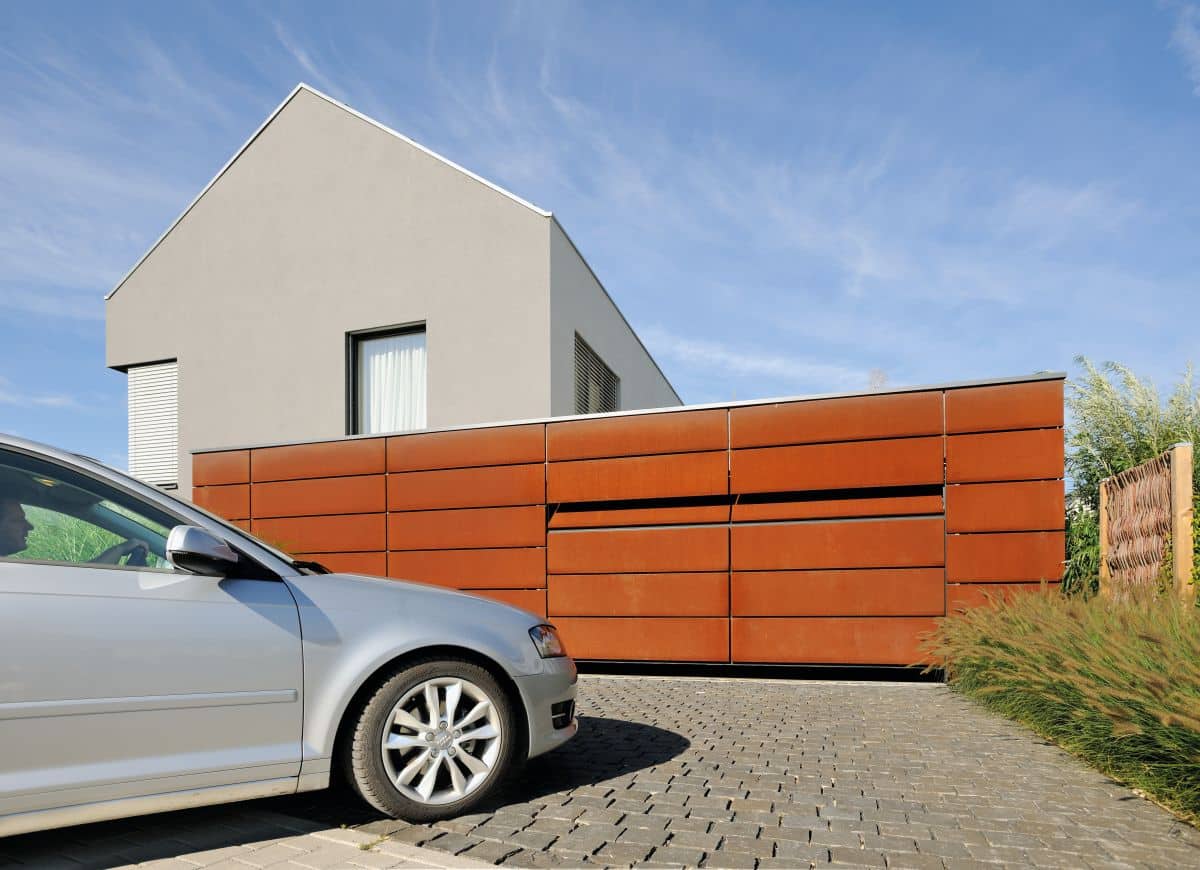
[5,676,1199,869]
[278,676,1200,868]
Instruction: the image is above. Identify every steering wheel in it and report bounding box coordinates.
[124,542,148,568]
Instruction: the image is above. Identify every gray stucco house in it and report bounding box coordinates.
[106,84,679,494]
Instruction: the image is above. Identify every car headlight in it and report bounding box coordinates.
[529,624,567,658]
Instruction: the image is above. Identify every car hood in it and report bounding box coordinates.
[298,571,537,618]
[282,571,548,676]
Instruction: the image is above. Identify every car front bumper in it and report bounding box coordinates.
[515,655,579,760]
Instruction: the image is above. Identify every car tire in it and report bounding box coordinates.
[345,658,517,821]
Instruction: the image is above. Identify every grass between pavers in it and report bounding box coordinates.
[922,587,1200,825]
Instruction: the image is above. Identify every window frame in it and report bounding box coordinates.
[345,321,427,436]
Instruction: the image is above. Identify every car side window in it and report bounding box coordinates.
[0,448,176,571]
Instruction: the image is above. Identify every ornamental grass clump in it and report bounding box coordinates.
[924,588,1200,824]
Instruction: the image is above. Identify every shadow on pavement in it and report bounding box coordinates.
[270,714,690,824]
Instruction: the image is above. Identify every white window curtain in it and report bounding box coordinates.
[357,331,427,434]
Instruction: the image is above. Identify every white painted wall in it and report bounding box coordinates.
[107,88,551,492]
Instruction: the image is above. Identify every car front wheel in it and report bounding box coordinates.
[346,658,517,821]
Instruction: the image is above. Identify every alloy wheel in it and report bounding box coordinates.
[379,676,503,805]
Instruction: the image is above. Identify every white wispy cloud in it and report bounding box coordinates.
[641,326,868,391]
[1170,3,1200,95]
[272,20,345,100]
[0,376,84,410]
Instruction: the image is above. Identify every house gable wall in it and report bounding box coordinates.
[107,88,552,492]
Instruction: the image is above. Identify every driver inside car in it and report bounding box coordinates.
[0,494,148,564]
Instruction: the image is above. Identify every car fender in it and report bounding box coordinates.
[284,573,545,762]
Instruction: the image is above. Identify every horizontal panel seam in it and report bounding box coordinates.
[731,432,944,450]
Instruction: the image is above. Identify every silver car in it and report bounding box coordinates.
[0,434,577,838]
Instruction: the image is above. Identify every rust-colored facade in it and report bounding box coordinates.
[192,375,1065,666]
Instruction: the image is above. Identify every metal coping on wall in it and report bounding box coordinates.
[191,370,1066,455]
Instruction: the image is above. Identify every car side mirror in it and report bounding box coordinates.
[166,525,240,577]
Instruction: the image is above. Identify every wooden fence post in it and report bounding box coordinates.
[1170,442,1195,602]
[1098,480,1110,598]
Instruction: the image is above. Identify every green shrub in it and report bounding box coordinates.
[1065,358,1200,596]
[1063,495,1100,596]
[924,589,1200,824]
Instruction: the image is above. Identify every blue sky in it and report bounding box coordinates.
[1,1,1198,468]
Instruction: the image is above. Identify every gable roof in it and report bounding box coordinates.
[106,83,551,301]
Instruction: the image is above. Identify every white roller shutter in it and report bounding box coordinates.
[128,361,178,488]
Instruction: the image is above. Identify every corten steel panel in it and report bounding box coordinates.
[731,617,937,665]
[387,424,545,472]
[547,409,728,460]
[947,582,1045,611]
[731,569,945,617]
[251,514,385,554]
[388,464,545,511]
[250,438,385,482]
[548,573,729,617]
[731,518,945,571]
[388,505,545,551]
[548,526,730,574]
[251,475,385,518]
[946,531,1065,582]
[732,493,943,523]
[296,551,387,576]
[231,519,253,533]
[192,484,250,520]
[193,450,249,486]
[947,481,1065,533]
[387,548,545,588]
[946,429,1064,483]
[731,437,944,494]
[553,617,729,662]
[467,588,547,617]
[730,391,942,449]
[547,451,729,503]
[945,380,1064,434]
[549,503,731,529]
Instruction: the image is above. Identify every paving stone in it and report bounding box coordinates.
[623,813,673,831]
[773,840,831,861]
[830,846,887,866]
[619,826,673,848]
[650,845,707,866]
[810,830,865,849]
[419,832,475,855]
[575,808,626,827]
[544,830,604,854]
[665,830,721,851]
[883,855,948,870]
[699,851,758,868]
[664,817,712,834]
[611,798,654,813]
[507,829,559,852]
[594,841,654,863]
[708,821,762,839]
[469,822,521,842]
[570,822,625,842]
[718,835,774,857]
